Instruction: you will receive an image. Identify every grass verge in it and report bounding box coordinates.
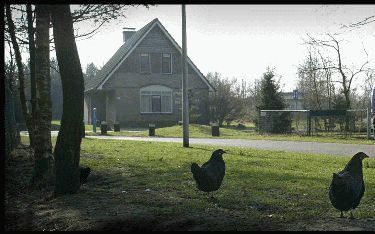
[84,123,375,145]
[5,136,375,231]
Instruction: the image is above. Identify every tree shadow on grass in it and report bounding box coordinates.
[5,145,375,231]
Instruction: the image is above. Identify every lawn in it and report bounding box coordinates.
[84,123,375,145]
[5,136,375,231]
[52,120,92,131]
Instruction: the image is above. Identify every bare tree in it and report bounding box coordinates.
[207,72,245,126]
[306,33,369,110]
[316,49,335,110]
[361,68,375,108]
[5,5,150,47]
[6,4,36,146]
[341,15,375,29]
[5,41,20,159]
[297,47,325,110]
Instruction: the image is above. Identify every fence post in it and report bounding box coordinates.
[258,110,261,134]
[307,110,311,136]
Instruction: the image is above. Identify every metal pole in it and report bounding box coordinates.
[307,110,311,136]
[182,4,189,147]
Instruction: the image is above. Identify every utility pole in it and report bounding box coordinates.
[182,4,189,147]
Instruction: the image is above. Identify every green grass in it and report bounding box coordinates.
[16,136,375,230]
[52,120,93,131]
[81,138,375,221]
[84,123,375,145]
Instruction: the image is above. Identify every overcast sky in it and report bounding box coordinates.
[74,4,375,92]
[7,4,375,92]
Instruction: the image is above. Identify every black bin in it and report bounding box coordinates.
[149,124,155,136]
[101,121,107,135]
[211,123,220,136]
[114,122,120,132]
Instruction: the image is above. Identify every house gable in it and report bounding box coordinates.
[86,18,214,92]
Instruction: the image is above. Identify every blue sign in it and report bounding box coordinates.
[293,89,298,100]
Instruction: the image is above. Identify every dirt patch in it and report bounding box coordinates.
[90,214,161,231]
[284,217,375,231]
[80,153,104,160]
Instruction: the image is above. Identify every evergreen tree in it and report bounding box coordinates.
[256,68,291,133]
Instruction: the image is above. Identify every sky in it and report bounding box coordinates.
[6,4,375,92]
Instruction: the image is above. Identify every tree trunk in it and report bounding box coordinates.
[30,4,54,188]
[5,83,20,159]
[27,4,37,136]
[5,4,36,147]
[5,42,20,160]
[51,5,85,195]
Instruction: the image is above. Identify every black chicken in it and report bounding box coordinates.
[328,152,369,219]
[191,149,227,198]
[80,166,91,184]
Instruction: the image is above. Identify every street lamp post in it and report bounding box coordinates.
[182,4,189,147]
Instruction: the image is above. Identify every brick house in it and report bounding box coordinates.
[83,18,215,128]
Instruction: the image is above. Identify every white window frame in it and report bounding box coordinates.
[161,53,172,74]
[140,53,151,73]
[140,85,173,114]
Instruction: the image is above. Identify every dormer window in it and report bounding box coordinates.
[140,53,150,73]
[162,53,172,74]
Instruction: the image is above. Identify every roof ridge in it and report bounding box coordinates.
[84,17,214,92]
[85,18,158,92]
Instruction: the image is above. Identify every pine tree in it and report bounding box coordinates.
[256,68,291,133]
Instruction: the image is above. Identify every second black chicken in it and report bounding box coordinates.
[328,152,369,219]
[191,149,227,198]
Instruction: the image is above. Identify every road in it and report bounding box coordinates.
[21,131,374,157]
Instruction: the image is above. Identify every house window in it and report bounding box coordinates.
[152,96,161,112]
[140,85,172,113]
[140,53,150,73]
[162,53,172,74]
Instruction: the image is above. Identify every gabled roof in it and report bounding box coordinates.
[84,18,214,93]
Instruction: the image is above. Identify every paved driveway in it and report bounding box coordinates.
[21,131,374,157]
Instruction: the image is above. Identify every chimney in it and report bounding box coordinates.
[123,27,136,43]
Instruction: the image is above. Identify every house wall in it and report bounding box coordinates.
[282,92,304,110]
[100,25,210,127]
[88,92,107,124]
[108,79,209,127]
[83,95,90,124]
[113,26,200,76]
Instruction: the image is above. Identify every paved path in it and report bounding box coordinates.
[21,131,374,157]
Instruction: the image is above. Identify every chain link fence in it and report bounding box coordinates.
[259,109,373,139]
